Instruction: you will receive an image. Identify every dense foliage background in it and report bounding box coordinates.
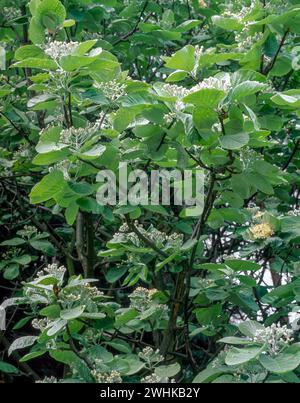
[1,0,300,384]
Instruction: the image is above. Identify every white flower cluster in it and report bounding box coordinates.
[163,84,189,111]
[1,247,21,261]
[240,148,263,170]
[163,84,189,99]
[59,283,103,306]
[82,283,104,298]
[290,46,300,71]
[111,223,140,246]
[192,74,232,93]
[32,317,50,331]
[129,286,168,313]
[223,1,257,22]
[17,225,38,238]
[59,125,98,150]
[138,346,163,364]
[164,111,177,125]
[287,207,300,217]
[36,376,58,383]
[192,45,204,78]
[253,324,294,356]
[94,80,127,102]
[91,370,122,383]
[14,144,31,159]
[249,222,274,240]
[235,31,263,53]
[94,111,112,130]
[198,278,214,289]
[111,222,183,250]
[163,75,230,111]
[37,263,66,280]
[44,41,79,61]
[233,362,266,383]
[264,0,289,13]
[3,7,21,20]
[141,373,175,383]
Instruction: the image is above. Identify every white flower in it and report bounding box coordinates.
[37,263,66,281]
[162,84,189,111]
[164,111,177,125]
[287,207,300,217]
[36,376,58,383]
[252,323,294,356]
[249,223,274,240]
[138,347,163,363]
[111,222,183,250]
[59,125,99,150]
[94,80,126,102]
[141,373,175,383]
[163,76,231,111]
[291,46,300,71]
[129,286,168,313]
[92,370,122,383]
[3,7,21,20]
[44,41,79,60]
[32,317,50,331]
[190,74,232,93]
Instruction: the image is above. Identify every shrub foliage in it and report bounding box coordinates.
[0,0,300,384]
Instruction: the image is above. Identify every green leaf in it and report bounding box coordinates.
[12,255,32,266]
[0,361,19,374]
[72,40,98,56]
[281,216,300,237]
[183,88,225,108]
[115,309,139,327]
[65,202,79,225]
[259,352,300,374]
[231,81,267,100]
[105,266,127,283]
[47,319,67,336]
[218,337,252,345]
[164,45,195,72]
[11,58,57,70]
[35,0,66,31]
[80,144,106,159]
[219,133,249,150]
[193,107,218,139]
[238,320,264,338]
[199,53,242,67]
[4,265,20,280]
[60,306,85,321]
[174,20,201,33]
[225,260,260,272]
[212,15,243,31]
[29,239,56,256]
[15,45,46,60]
[19,350,46,362]
[49,350,93,382]
[246,172,274,195]
[155,362,181,378]
[166,70,188,82]
[8,336,37,356]
[193,367,225,383]
[29,170,65,204]
[271,90,300,108]
[225,347,262,366]
[1,238,26,246]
